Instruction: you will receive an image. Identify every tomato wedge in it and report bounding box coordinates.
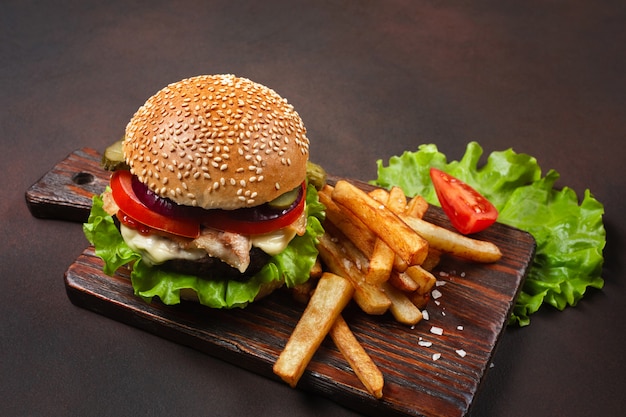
[429,167,498,235]
[110,170,201,238]
[110,170,306,238]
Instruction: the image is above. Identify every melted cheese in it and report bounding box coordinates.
[120,225,206,265]
[120,224,296,265]
[250,228,297,255]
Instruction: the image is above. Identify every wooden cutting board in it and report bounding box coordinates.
[26,148,536,417]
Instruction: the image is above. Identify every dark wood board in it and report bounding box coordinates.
[27,149,536,417]
[25,148,112,223]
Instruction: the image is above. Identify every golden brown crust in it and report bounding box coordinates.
[124,74,309,209]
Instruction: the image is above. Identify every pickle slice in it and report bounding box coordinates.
[101,138,129,171]
[268,186,301,209]
[306,161,327,190]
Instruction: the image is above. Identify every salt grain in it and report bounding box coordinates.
[430,326,444,335]
[432,353,441,361]
[456,349,467,358]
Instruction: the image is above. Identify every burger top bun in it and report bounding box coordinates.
[124,74,310,210]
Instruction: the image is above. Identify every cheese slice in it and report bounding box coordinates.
[120,225,206,265]
[250,228,297,256]
[120,224,295,266]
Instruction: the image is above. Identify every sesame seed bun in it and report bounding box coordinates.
[123,74,310,210]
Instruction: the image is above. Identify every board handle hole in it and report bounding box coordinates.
[72,172,95,185]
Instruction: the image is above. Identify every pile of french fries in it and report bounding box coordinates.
[273,180,502,399]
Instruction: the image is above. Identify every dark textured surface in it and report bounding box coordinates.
[3,1,625,416]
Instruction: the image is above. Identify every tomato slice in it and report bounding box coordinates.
[110,170,306,238]
[110,170,201,238]
[429,167,498,235]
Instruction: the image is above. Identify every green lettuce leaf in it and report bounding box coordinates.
[372,142,605,326]
[83,183,325,309]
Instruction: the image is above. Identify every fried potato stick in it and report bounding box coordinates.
[273,273,354,388]
[400,214,502,263]
[404,265,437,295]
[332,181,429,266]
[381,281,423,326]
[405,195,429,219]
[317,232,391,315]
[330,315,384,399]
[388,269,419,292]
[365,187,409,282]
[319,185,377,257]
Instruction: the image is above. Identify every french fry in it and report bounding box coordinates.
[317,232,391,315]
[405,195,429,219]
[421,248,442,271]
[387,187,412,273]
[404,265,437,295]
[368,186,407,215]
[332,181,429,266]
[364,187,401,284]
[386,186,408,214]
[381,282,423,326]
[393,254,409,273]
[273,272,354,388]
[322,222,370,273]
[365,238,396,285]
[330,315,384,399]
[409,291,430,309]
[319,185,377,257]
[388,269,419,292]
[400,214,502,263]
[368,187,426,274]
[367,188,390,203]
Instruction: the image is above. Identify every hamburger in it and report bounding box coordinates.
[84,74,326,308]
